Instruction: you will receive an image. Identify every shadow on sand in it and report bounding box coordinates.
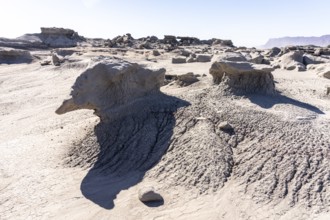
[247,93,324,115]
[80,95,190,210]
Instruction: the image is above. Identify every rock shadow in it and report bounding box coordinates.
[80,94,190,210]
[142,199,165,208]
[247,93,324,114]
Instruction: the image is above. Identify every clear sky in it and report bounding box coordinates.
[0,0,328,46]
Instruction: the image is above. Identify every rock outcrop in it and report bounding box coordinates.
[276,51,306,71]
[308,63,330,79]
[56,57,166,120]
[39,27,83,47]
[303,54,329,66]
[209,60,275,95]
[0,47,33,64]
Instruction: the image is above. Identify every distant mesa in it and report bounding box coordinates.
[263,35,330,48]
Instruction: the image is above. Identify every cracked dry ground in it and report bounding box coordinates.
[67,85,330,214]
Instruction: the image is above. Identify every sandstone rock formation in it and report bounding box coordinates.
[52,53,61,66]
[196,54,212,62]
[56,57,166,120]
[39,27,83,47]
[216,52,247,62]
[0,47,33,64]
[308,63,330,79]
[209,60,275,95]
[276,51,306,71]
[303,54,329,66]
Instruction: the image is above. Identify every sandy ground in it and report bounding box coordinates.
[0,49,330,219]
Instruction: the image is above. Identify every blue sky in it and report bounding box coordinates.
[0,0,328,46]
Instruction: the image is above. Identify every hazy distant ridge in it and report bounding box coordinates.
[263,35,330,48]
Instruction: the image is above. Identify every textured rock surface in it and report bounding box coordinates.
[209,60,275,95]
[277,51,306,71]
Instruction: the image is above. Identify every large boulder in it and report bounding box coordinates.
[172,56,187,64]
[56,57,166,120]
[51,53,62,66]
[0,47,33,64]
[196,54,212,62]
[176,72,199,86]
[277,51,306,71]
[209,60,275,95]
[303,54,329,66]
[247,52,264,64]
[266,47,281,57]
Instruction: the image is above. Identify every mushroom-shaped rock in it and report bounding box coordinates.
[56,57,166,120]
[209,60,275,95]
[138,187,163,203]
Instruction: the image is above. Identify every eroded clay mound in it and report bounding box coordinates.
[67,87,330,211]
[56,57,166,120]
[58,57,329,212]
[209,60,275,95]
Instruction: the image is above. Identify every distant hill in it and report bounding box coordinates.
[263,35,330,48]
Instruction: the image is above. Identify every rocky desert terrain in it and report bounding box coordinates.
[0,27,330,220]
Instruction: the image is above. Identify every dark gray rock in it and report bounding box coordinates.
[138,187,163,202]
[172,56,187,64]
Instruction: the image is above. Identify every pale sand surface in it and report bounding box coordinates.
[0,49,330,219]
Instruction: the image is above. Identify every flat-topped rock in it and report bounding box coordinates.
[209,60,275,95]
[41,27,76,36]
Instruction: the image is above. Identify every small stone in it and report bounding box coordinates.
[218,121,233,131]
[152,49,161,56]
[40,60,51,66]
[138,187,163,202]
[52,53,61,66]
